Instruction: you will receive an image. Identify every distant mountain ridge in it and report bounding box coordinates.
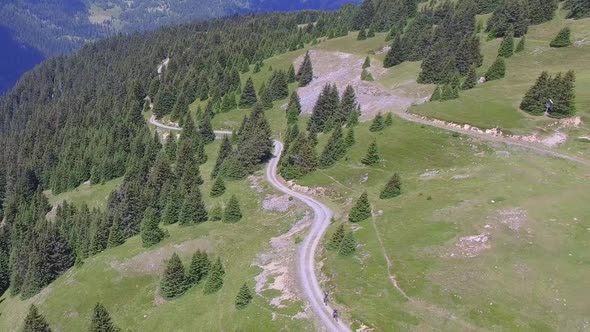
[0,0,358,95]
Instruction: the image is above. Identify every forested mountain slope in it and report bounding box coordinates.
[1,0,589,330]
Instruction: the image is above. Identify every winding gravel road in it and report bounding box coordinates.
[150,116,350,331]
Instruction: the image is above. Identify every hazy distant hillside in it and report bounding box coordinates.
[0,0,357,95]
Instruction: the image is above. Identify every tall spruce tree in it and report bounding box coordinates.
[308,84,339,133]
[485,57,506,81]
[352,0,375,30]
[566,0,590,19]
[430,86,442,101]
[462,67,478,90]
[550,70,576,118]
[326,224,345,250]
[550,27,572,48]
[338,232,357,256]
[498,27,515,57]
[160,253,188,299]
[210,176,226,197]
[235,283,253,309]
[223,195,242,223]
[369,113,385,132]
[362,56,371,69]
[212,136,233,179]
[287,64,296,83]
[269,70,289,100]
[188,250,211,285]
[296,51,314,87]
[520,71,551,115]
[279,133,318,180]
[357,29,368,40]
[384,113,393,126]
[23,305,52,332]
[344,128,356,147]
[515,36,526,52]
[89,303,121,332]
[383,35,406,68]
[380,173,402,199]
[286,91,302,124]
[486,0,529,37]
[349,192,372,222]
[140,207,165,247]
[203,258,225,294]
[338,85,358,127]
[319,126,346,168]
[361,139,380,166]
[199,115,216,145]
[178,187,208,225]
[239,78,258,108]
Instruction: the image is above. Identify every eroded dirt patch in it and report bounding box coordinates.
[293,50,421,119]
[111,238,212,276]
[488,207,529,232]
[263,194,295,212]
[252,213,311,311]
[451,234,491,258]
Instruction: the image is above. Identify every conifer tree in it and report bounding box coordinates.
[203,258,225,294]
[361,68,374,81]
[369,113,385,132]
[212,136,233,179]
[270,70,289,100]
[486,0,529,37]
[362,56,371,69]
[326,224,345,250]
[367,27,375,38]
[107,219,125,248]
[296,51,314,87]
[160,253,188,299]
[485,57,506,81]
[550,27,572,48]
[344,128,355,147]
[498,28,515,58]
[384,113,393,126]
[286,91,302,124]
[287,64,296,83]
[209,204,223,221]
[357,29,367,40]
[520,71,551,115]
[165,134,177,161]
[383,35,405,68]
[361,140,380,166]
[338,85,358,127]
[551,70,576,118]
[188,250,211,285]
[349,192,372,222]
[380,173,402,199]
[23,305,52,332]
[441,84,459,101]
[239,78,258,108]
[566,0,590,19]
[352,0,375,30]
[347,108,360,127]
[210,176,226,197]
[223,195,242,223]
[319,126,346,168]
[279,133,318,180]
[220,93,237,112]
[430,86,442,101]
[140,207,165,247]
[259,83,274,110]
[515,36,526,53]
[462,67,478,90]
[199,114,215,145]
[308,84,339,133]
[179,188,208,225]
[89,303,121,332]
[162,187,182,225]
[338,232,357,256]
[235,283,253,309]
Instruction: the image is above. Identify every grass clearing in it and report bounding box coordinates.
[299,119,590,331]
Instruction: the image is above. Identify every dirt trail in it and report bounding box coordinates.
[150,116,350,331]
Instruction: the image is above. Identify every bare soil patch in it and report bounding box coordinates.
[293,50,419,119]
[263,194,295,212]
[111,238,212,276]
[451,234,491,258]
[252,213,311,310]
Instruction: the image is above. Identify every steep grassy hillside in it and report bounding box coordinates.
[0,141,313,331]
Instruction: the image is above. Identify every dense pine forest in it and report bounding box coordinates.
[0,0,587,323]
